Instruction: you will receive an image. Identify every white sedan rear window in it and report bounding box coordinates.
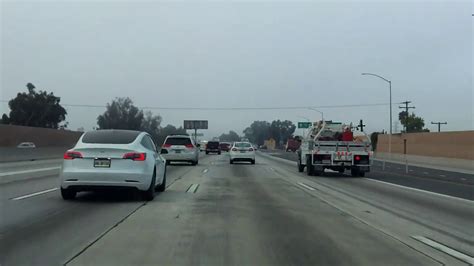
[235,142,251,148]
[82,130,140,144]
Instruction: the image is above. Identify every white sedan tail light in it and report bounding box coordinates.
[122,152,146,161]
[64,151,83,160]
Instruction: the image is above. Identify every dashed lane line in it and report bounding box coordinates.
[297,182,316,191]
[11,188,58,200]
[0,167,60,177]
[412,236,474,265]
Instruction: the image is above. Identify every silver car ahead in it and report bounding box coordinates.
[60,130,167,201]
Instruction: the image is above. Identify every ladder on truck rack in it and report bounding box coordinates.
[306,120,372,152]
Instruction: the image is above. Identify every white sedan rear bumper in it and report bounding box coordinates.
[230,152,255,161]
[60,168,152,191]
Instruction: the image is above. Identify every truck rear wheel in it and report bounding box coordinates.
[306,156,314,176]
[297,158,305,172]
[351,168,360,177]
[314,169,323,176]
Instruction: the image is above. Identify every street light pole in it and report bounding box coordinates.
[362,73,392,170]
[308,108,324,121]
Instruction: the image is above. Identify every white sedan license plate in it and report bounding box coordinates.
[94,159,111,168]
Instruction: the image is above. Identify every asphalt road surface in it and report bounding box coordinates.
[1,152,473,266]
[262,150,474,200]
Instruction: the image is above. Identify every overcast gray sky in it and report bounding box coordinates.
[1,0,472,138]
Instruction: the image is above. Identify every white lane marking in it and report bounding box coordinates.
[186,184,199,193]
[423,172,429,175]
[11,188,58,201]
[439,174,446,177]
[364,178,473,204]
[409,169,414,172]
[412,236,474,265]
[297,182,315,191]
[0,167,60,177]
[269,167,275,171]
[202,169,209,174]
[386,166,391,168]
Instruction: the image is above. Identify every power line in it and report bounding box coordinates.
[0,100,404,110]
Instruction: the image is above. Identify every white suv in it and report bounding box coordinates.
[161,135,199,165]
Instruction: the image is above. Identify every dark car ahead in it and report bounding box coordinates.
[206,141,221,154]
[219,142,231,152]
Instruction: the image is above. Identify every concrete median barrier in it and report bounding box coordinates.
[0,147,70,163]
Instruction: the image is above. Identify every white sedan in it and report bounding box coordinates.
[17,142,36,148]
[60,130,166,201]
[229,142,256,164]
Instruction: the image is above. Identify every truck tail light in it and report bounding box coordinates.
[185,144,194,148]
[123,152,146,161]
[355,155,361,161]
[162,144,172,148]
[64,151,83,160]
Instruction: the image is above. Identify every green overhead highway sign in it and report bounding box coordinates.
[191,133,204,137]
[298,122,312,128]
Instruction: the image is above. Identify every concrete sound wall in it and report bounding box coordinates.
[0,124,83,147]
[377,131,474,160]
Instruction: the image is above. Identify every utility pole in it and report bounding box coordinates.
[399,101,415,133]
[357,119,366,132]
[431,121,447,132]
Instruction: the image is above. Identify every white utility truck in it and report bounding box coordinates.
[297,121,372,177]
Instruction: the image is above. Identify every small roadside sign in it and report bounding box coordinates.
[298,122,312,129]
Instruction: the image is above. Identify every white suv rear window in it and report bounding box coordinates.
[165,137,192,145]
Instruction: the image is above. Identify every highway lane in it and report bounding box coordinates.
[261,150,474,200]
[259,153,473,256]
[0,154,209,266]
[2,153,472,265]
[68,153,471,265]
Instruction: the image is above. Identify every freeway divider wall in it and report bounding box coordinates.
[377,131,474,161]
[0,124,83,147]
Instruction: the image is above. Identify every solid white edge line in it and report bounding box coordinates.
[11,188,59,200]
[364,178,473,204]
[297,182,315,191]
[0,167,61,177]
[412,236,474,265]
[202,169,209,173]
